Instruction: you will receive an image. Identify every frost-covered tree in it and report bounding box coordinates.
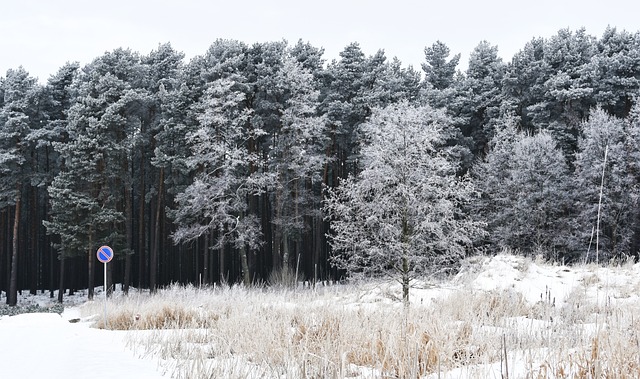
[172,78,272,286]
[589,27,640,117]
[502,37,549,128]
[459,41,506,156]
[528,29,596,157]
[572,108,640,260]
[325,102,484,302]
[320,43,398,184]
[268,56,327,271]
[474,119,574,256]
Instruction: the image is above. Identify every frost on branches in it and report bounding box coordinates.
[324,102,485,302]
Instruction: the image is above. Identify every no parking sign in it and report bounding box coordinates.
[96,245,113,329]
[97,245,114,263]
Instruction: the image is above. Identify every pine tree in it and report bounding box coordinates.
[0,67,40,305]
[39,62,80,301]
[172,77,271,286]
[589,27,640,117]
[268,56,327,273]
[531,28,596,157]
[474,118,573,257]
[458,41,506,157]
[572,108,639,260]
[422,41,460,91]
[45,49,142,299]
[502,37,549,129]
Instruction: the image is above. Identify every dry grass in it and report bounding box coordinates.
[79,256,640,378]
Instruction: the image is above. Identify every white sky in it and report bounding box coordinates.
[2,0,640,83]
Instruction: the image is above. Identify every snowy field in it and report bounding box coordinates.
[2,252,640,378]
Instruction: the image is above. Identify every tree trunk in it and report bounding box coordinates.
[8,192,21,306]
[57,256,65,303]
[273,185,283,271]
[402,256,410,304]
[5,209,11,298]
[30,186,37,295]
[87,229,95,300]
[107,261,113,298]
[138,172,146,289]
[150,167,164,293]
[0,209,6,299]
[401,208,410,304]
[202,233,209,286]
[194,238,199,286]
[124,184,133,294]
[282,235,290,269]
[218,245,225,283]
[240,245,250,287]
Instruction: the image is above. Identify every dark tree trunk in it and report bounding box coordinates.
[138,171,146,289]
[202,233,209,286]
[8,191,21,306]
[68,258,75,296]
[124,184,133,294]
[106,260,113,297]
[87,230,95,300]
[30,186,38,295]
[218,245,225,283]
[150,167,163,293]
[240,245,250,287]
[57,256,65,303]
[0,209,6,298]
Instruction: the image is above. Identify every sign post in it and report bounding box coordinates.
[96,245,114,329]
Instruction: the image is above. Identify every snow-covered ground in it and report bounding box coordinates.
[0,307,165,378]
[2,253,640,378]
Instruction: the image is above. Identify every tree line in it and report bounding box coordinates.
[2,27,640,305]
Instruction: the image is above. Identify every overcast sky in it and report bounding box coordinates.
[2,0,640,83]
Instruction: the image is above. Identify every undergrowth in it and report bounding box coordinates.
[0,303,64,317]
[79,254,640,378]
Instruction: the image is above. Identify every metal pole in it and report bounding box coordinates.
[595,145,608,264]
[103,262,108,329]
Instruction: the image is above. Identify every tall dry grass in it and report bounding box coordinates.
[79,255,640,378]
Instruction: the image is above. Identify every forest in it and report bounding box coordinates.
[2,26,640,305]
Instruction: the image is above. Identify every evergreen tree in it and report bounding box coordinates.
[135,43,184,292]
[572,108,640,261]
[45,49,142,299]
[268,56,327,273]
[0,67,40,305]
[39,62,80,301]
[502,37,549,129]
[532,29,597,157]
[320,43,372,183]
[422,41,460,91]
[172,77,271,286]
[474,120,573,256]
[457,41,506,158]
[589,27,640,117]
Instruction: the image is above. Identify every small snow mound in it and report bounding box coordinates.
[455,253,580,305]
[469,254,525,290]
[456,254,527,283]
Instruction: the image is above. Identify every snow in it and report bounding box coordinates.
[0,305,166,379]
[2,253,640,378]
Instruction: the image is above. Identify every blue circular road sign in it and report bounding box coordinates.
[97,245,114,263]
